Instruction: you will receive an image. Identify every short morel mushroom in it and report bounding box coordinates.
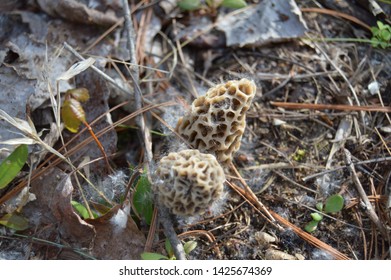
[176,78,256,164]
[156,149,225,216]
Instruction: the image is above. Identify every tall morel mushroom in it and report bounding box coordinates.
[156,149,225,216]
[176,78,256,164]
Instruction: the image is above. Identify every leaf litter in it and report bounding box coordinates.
[1,0,391,260]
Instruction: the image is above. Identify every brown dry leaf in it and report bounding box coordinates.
[24,167,146,259]
[0,16,71,159]
[216,0,307,47]
[86,201,146,260]
[24,167,95,248]
[36,0,119,26]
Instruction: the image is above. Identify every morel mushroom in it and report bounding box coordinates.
[176,79,256,164]
[156,149,225,216]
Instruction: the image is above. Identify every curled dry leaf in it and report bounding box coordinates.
[86,201,146,260]
[24,167,95,248]
[24,167,146,259]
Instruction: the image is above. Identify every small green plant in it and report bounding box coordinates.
[178,0,247,11]
[0,144,28,189]
[0,213,29,231]
[371,21,391,49]
[71,200,100,219]
[132,173,154,225]
[292,148,306,162]
[141,239,197,260]
[61,87,111,171]
[304,194,344,233]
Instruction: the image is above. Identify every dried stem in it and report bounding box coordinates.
[270,101,391,113]
[121,0,184,260]
[121,0,152,164]
[300,7,371,31]
[158,205,186,260]
[344,149,389,240]
[64,42,130,97]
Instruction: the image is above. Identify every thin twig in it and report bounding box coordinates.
[121,0,184,260]
[229,163,278,226]
[312,42,365,135]
[272,170,318,194]
[144,207,159,253]
[122,0,138,79]
[300,7,372,31]
[344,149,388,240]
[122,0,152,164]
[64,42,130,97]
[269,209,350,260]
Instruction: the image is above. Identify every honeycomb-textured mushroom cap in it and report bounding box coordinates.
[156,149,225,216]
[176,78,256,164]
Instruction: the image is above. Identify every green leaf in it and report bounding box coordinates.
[61,99,85,133]
[205,0,214,7]
[371,37,381,48]
[0,144,28,189]
[380,41,389,49]
[377,21,385,30]
[310,212,323,222]
[371,26,380,37]
[380,29,391,41]
[66,88,90,103]
[323,194,344,214]
[133,174,154,225]
[293,149,306,161]
[177,0,201,11]
[304,220,319,233]
[141,252,169,260]
[71,201,94,219]
[0,213,29,231]
[315,202,323,212]
[221,0,247,9]
[183,240,197,254]
[165,239,174,258]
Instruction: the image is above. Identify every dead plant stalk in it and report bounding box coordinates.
[344,149,388,240]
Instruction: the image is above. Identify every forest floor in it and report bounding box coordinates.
[0,0,390,260]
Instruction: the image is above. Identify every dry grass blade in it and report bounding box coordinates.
[0,101,175,206]
[144,207,159,253]
[269,209,350,260]
[270,101,391,113]
[80,119,113,173]
[300,7,371,31]
[229,163,277,225]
